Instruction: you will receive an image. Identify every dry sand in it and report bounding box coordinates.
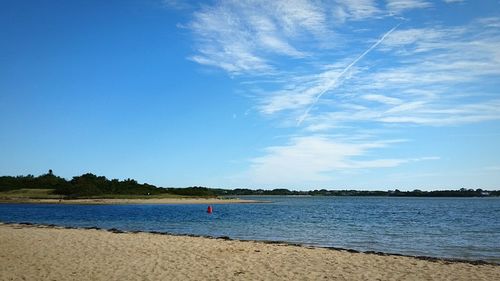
[0,223,498,281]
[0,197,263,205]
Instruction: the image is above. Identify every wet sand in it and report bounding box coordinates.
[1,223,498,280]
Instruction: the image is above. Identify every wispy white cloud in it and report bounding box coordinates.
[386,0,432,13]
[362,94,402,105]
[477,17,500,28]
[243,135,437,185]
[333,0,381,22]
[258,66,347,115]
[304,99,500,129]
[378,28,450,51]
[162,0,194,10]
[188,0,330,74]
[484,166,500,171]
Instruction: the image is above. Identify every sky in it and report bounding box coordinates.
[1,0,500,190]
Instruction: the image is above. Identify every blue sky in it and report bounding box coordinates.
[1,0,500,190]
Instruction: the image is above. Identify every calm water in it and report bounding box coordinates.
[1,196,499,262]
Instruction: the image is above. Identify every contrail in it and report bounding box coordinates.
[297,24,401,126]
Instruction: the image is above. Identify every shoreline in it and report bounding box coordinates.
[0,197,268,205]
[1,222,498,281]
[1,221,497,266]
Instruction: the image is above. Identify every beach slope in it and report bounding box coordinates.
[0,223,498,280]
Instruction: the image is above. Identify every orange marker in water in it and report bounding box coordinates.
[207,205,213,214]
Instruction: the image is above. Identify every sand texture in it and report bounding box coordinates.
[0,197,263,205]
[0,223,498,281]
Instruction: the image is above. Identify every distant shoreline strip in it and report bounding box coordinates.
[0,198,271,205]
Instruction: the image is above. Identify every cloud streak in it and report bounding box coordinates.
[296,23,400,126]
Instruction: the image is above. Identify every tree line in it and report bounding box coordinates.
[215,188,499,197]
[0,171,498,198]
[0,171,215,197]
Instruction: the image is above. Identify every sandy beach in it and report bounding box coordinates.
[0,197,264,205]
[0,223,498,281]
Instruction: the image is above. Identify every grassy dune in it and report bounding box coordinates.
[0,189,187,202]
[0,189,62,199]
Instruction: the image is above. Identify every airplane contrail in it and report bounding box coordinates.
[297,24,401,126]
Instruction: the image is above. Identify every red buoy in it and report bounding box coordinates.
[207,205,213,214]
